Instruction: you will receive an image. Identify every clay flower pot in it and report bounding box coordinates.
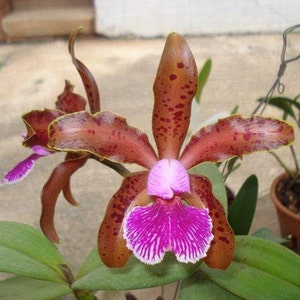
[271,172,300,253]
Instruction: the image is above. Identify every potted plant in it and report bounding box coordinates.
[260,95,300,253]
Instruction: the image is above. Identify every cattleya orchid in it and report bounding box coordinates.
[47,33,294,270]
[0,32,103,241]
[0,80,87,187]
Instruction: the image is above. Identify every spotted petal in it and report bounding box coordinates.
[189,174,235,270]
[48,111,158,169]
[124,196,213,265]
[153,33,198,159]
[55,80,87,113]
[180,115,295,170]
[98,172,149,267]
[22,109,63,149]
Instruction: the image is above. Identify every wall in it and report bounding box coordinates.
[94,0,300,37]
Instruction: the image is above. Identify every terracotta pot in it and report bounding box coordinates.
[271,172,300,253]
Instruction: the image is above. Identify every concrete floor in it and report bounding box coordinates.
[1,33,300,299]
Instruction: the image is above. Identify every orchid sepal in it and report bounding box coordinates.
[153,32,198,159]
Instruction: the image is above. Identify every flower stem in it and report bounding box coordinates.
[93,156,131,177]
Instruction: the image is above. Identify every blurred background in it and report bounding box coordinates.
[1,0,300,40]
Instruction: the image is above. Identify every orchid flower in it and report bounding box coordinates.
[0,80,86,187]
[48,33,294,270]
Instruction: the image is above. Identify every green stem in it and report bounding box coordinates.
[290,145,299,176]
[93,156,131,177]
[269,150,295,179]
[73,290,97,300]
[59,264,98,300]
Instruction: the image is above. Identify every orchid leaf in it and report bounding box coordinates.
[181,236,300,299]
[0,276,71,300]
[48,111,158,169]
[0,221,66,282]
[153,32,198,159]
[73,250,201,291]
[228,174,258,235]
[195,59,212,104]
[258,97,296,121]
[180,270,241,299]
[180,115,294,170]
[252,227,287,244]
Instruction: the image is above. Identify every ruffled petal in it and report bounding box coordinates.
[180,115,294,170]
[0,152,47,185]
[98,172,149,267]
[48,111,158,169]
[22,109,63,149]
[123,196,213,265]
[40,153,89,243]
[147,159,190,199]
[152,33,198,159]
[189,174,235,270]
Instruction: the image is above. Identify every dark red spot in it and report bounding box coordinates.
[169,74,177,81]
[175,103,184,109]
[217,226,225,232]
[177,62,184,69]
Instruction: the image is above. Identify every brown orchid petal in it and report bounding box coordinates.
[55,80,87,113]
[69,28,100,114]
[180,115,295,170]
[40,154,89,243]
[62,152,87,205]
[153,32,198,159]
[22,109,64,148]
[48,111,158,169]
[98,171,149,267]
[189,174,235,270]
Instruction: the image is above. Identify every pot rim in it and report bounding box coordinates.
[271,171,300,221]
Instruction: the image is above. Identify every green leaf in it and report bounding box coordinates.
[234,236,300,286]
[0,221,67,282]
[252,227,287,244]
[258,97,297,121]
[228,175,258,235]
[185,236,300,299]
[74,251,201,291]
[180,270,241,300]
[200,261,300,299]
[195,59,212,104]
[77,246,102,279]
[190,162,227,214]
[0,276,71,300]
